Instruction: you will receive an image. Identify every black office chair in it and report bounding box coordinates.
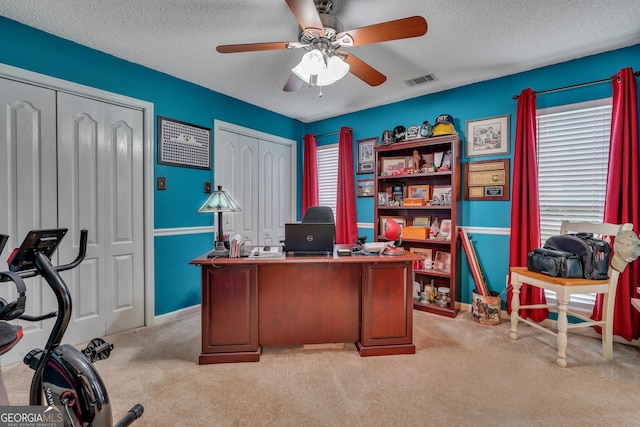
[302,206,335,224]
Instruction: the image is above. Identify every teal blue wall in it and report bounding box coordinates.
[306,44,640,307]
[0,17,305,315]
[2,15,637,314]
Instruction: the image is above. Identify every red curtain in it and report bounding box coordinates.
[507,88,549,321]
[301,133,318,218]
[593,67,640,341]
[335,126,358,244]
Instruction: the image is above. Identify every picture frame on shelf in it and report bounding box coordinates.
[379,216,406,236]
[431,186,452,206]
[378,192,389,206]
[357,137,377,174]
[440,219,452,239]
[434,251,451,273]
[407,185,430,202]
[434,151,444,168]
[438,150,452,171]
[413,216,431,227]
[356,178,374,197]
[391,183,405,205]
[466,114,510,158]
[410,247,433,270]
[380,157,407,176]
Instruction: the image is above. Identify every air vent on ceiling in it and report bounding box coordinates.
[404,73,436,87]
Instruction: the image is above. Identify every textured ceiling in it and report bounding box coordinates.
[1,0,639,123]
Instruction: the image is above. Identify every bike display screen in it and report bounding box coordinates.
[8,228,68,272]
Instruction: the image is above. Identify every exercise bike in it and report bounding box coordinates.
[0,228,143,426]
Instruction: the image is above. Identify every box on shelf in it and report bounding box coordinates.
[403,226,429,240]
[404,198,425,206]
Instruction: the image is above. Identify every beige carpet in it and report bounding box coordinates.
[2,309,640,426]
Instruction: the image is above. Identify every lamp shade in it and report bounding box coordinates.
[384,218,402,241]
[197,186,242,213]
[292,50,350,87]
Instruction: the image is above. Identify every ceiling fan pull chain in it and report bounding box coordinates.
[318,88,323,97]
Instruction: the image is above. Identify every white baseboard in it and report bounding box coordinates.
[152,304,200,326]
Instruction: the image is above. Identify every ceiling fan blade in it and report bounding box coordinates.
[340,52,387,87]
[285,0,324,32]
[336,16,427,47]
[283,73,305,92]
[216,42,290,54]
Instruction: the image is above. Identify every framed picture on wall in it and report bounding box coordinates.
[158,116,211,169]
[356,178,374,197]
[357,137,377,174]
[466,114,510,158]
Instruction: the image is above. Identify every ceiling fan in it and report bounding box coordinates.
[216,0,428,92]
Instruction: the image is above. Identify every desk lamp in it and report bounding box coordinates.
[382,217,403,256]
[197,185,242,258]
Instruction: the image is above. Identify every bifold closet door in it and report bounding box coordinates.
[0,78,58,363]
[215,129,259,245]
[259,140,290,246]
[56,92,144,342]
[214,128,293,247]
[0,78,145,365]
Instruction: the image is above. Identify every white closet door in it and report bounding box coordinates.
[0,78,58,364]
[56,93,144,341]
[214,129,259,245]
[214,123,294,247]
[259,140,291,245]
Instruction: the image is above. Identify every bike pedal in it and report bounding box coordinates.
[81,338,114,362]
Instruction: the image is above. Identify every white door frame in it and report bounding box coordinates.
[0,63,156,327]
[213,120,297,230]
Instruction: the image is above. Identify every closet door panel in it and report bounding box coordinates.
[0,78,57,364]
[214,123,293,247]
[57,92,144,341]
[214,130,259,245]
[259,140,291,245]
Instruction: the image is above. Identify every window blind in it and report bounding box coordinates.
[537,100,612,245]
[536,98,612,310]
[316,143,338,221]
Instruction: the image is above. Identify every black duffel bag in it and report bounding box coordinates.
[544,233,611,279]
[527,247,583,278]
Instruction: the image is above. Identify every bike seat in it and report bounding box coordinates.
[0,321,22,355]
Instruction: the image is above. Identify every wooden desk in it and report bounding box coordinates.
[190,247,420,364]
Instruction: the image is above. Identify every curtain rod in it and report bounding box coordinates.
[314,127,352,138]
[512,70,640,99]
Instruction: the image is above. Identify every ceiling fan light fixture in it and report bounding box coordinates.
[292,49,349,87]
[293,49,325,76]
[318,54,349,85]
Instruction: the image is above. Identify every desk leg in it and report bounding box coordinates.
[509,272,521,340]
[556,300,568,368]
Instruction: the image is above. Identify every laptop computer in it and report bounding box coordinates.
[284,222,335,256]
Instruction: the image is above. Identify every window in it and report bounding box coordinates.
[316,143,338,221]
[536,98,612,309]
